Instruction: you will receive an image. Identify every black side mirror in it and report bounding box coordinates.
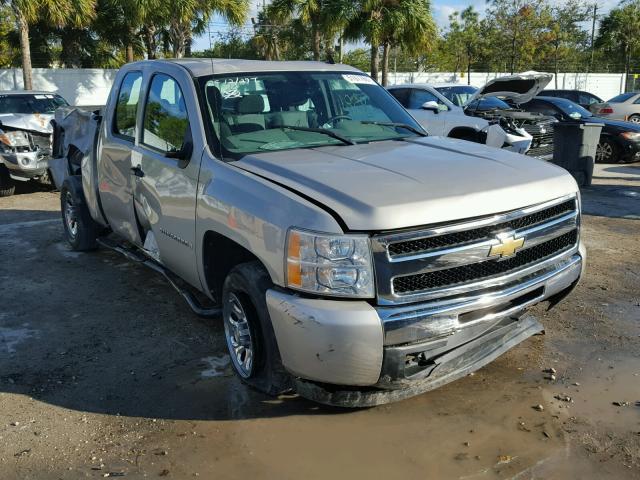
[166,126,193,168]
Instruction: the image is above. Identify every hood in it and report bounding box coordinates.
[0,113,53,134]
[233,138,578,231]
[467,71,553,105]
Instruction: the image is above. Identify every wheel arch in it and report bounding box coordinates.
[202,230,270,303]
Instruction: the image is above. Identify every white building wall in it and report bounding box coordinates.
[0,68,627,106]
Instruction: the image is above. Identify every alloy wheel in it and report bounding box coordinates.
[596,142,613,163]
[224,292,255,378]
[64,191,79,238]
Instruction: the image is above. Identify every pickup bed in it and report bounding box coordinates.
[51,59,585,406]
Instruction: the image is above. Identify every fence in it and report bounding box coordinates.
[0,68,627,106]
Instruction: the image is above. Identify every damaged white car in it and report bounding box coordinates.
[388,72,555,159]
[0,91,69,196]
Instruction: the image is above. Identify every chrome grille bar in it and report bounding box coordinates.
[372,194,580,305]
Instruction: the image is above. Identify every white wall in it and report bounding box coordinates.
[0,68,118,106]
[0,68,627,106]
[385,71,626,102]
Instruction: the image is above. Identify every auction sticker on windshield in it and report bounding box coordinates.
[342,74,376,85]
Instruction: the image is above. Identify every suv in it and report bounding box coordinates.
[0,91,69,196]
[387,84,533,154]
[51,59,585,406]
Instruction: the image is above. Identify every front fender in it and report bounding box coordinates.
[195,152,345,292]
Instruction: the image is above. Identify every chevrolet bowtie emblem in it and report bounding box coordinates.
[489,234,525,258]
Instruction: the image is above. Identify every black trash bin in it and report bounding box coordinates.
[551,121,603,187]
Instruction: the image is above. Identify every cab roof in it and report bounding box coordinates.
[126,58,362,77]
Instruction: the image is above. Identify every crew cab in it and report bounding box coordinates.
[51,59,585,406]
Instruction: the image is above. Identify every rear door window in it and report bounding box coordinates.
[142,74,190,153]
[113,71,142,141]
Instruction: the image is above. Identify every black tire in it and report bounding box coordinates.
[0,165,15,197]
[222,261,292,396]
[628,114,640,124]
[596,138,621,163]
[60,176,98,251]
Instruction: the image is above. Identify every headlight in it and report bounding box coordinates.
[286,228,374,298]
[0,130,31,148]
[620,131,640,141]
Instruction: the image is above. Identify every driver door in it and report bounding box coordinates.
[133,71,201,287]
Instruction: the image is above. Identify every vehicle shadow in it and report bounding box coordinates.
[0,211,350,421]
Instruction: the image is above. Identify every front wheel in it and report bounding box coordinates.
[60,177,98,251]
[222,261,292,395]
[596,139,620,163]
[0,166,15,197]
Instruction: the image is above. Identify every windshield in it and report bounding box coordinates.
[608,92,637,103]
[465,96,512,111]
[0,94,68,114]
[435,85,477,107]
[553,99,593,119]
[200,72,423,158]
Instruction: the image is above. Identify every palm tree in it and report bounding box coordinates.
[3,0,96,90]
[268,0,331,61]
[345,0,436,85]
[167,0,248,58]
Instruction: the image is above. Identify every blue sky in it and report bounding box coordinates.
[192,0,619,52]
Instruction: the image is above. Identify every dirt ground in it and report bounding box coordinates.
[0,163,638,479]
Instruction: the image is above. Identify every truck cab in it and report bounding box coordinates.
[53,60,585,406]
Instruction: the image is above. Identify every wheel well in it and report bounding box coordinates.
[202,231,264,302]
[448,127,487,144]
[67,145,82,176]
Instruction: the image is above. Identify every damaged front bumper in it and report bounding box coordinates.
[0,150,48,180]
[266,243,584,407]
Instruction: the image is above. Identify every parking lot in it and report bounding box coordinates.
[0,163,638,479]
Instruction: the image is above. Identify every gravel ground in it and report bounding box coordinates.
[0,163,638,479]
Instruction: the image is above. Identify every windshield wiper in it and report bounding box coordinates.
[281,126,355,146]
[359,121,428,137]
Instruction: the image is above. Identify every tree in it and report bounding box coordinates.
[2,0,96,89]
[543,0,590,87]
[344,0,436,84]
[445,6,484,83]
[167,0,248,58]
[485,0,549,74]
[596,0,640,90]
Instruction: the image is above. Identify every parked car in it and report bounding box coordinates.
[520,96,640,163]
[0,90,69,196]
[539,89,603,111]
[391,73,556,160]
[591,91,640,123]
[387,83,533,154]
[51,59,584,407]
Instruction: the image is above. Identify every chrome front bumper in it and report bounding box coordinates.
[266,241,584,401]
[1,151,48,180]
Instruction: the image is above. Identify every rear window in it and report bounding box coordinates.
[0,94,68,114]
[608,92,637,103]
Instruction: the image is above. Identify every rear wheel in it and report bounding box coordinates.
[222,261,291,395]
[628,114,640,124]
[60,177,98,251]
[596,139,620,163]
[0,166,15,197]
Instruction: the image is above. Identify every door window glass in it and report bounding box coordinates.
[114,72,142,140]
[409,89,447,110]
[388,88,411,107]
[142,74,190,153]
[579,93,599,105]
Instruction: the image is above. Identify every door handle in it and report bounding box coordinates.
[130,166,145,178]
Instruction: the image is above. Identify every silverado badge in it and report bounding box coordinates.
[489,233,525,258]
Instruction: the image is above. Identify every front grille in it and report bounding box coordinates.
[523,121,554,158]
[392,230,578,294]
[388,199,575,257]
